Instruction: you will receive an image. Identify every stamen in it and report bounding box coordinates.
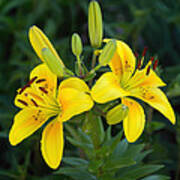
[153,59,158,70]
[137,59,142,70]
[135,52,139,58]
[142,46,148,57]
[18,76,37,94]
[28,76,38,85]
[146,65,151,75]
[36,78,46,84]
[150,56,154,62]
[39,87,48,94]
[19,84,30,94]
[31,99,38,107]
[17,99,28,106]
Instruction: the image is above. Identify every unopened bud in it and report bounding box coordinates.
[29,25,65,68]
[99,40,116,66]
[71,33,83,57]
[41,48,64,77]
[88,0,103,48]
[106,104,129,125]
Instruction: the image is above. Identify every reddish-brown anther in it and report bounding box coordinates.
[17,99,28,106]
[137,59,142,70]
[135,52,139,58]
[36,78,46,84]
[142,46,148,57]
[28,76,37,85]
[150,56,154,62]
[31,99,38,107]
[146,65,151,75]
[39,87,48,94]
[153,59,158,70]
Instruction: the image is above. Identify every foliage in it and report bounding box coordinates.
[0,0,180,179]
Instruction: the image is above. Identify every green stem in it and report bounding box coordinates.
[89,52,97,86]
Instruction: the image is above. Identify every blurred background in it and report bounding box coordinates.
[0,0,180,179]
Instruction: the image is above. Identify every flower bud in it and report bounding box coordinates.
[71,33,83,57]
[41,48,64,77]
[99,40,116,66]
[106,104,129,125]
[88,0,103,48]
[29,25,65,68]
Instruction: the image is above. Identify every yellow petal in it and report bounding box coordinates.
[127,64,166,90]
[29,25,64,67]
[91,72,128,103]
[104,39,136,83]
[41,119,64,169]
[9,107,52,146]
[59,77,90,92]
[130,87,175,124]
[30,63,57,98]
[122,98,145,143]
[14,87,45,109]
[58,88,94,122]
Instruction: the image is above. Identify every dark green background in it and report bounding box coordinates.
[0,0,180,179]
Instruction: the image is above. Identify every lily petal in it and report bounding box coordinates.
[9,107,52,146]
[29,25,64,67]
[91,72,128,103]
[59,77,90,92]
[130,87,175,124]
[58,88,94,122]
[104,39,136,83]
[41,119,64,169]
[30,63,57,98]
[127,64,166,89]
[122,98,145,143]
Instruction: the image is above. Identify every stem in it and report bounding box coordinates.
[89,52,97,86]
[77,56,82,76]
[91,52,97,69]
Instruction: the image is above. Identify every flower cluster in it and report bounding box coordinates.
[9,1,175,169]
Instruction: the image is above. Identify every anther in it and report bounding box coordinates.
[135,52,139,58]
[39,87,48,94]
[150,56,154,62]
[17,99,28,106]
[19,84,30,94]
[146,65,151,75]
[153,59,158,70]
[31,99,38,107]
[137,59,142,70]
[142,46,148,57]
[28,76,38,85]
[36,78,46,84]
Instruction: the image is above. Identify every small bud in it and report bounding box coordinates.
[106,104,129,125]
[41,48,64,77]
[71,33,83,57]
[88,0,103,48]
[99,40,116,66]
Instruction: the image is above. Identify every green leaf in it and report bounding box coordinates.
[83,111,105,148]
[102,157,136,171]
[63,157,89,167]
[117,165,164,179]
[54,167,97,180]
[141,175,170,180]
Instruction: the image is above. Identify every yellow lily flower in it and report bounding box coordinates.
[91,39,175,143]
[9,64,94,169]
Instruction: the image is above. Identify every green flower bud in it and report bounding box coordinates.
[71,33,83,57]
[41,48,64,77]
[99,40,116,66]
[88,0,103,48]
[106,104,129,125]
